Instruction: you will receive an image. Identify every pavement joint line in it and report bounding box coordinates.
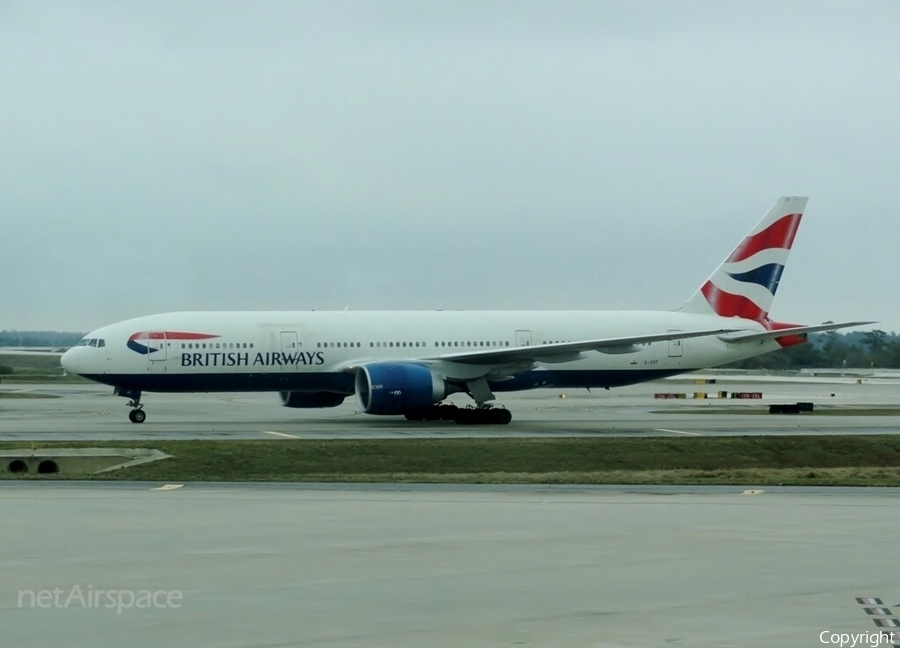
[262,430,303,439]
[654,427,702,436]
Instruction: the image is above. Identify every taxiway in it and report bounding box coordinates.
[1,374,899,440]
[2,482,897,647]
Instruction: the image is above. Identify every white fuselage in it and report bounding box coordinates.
[61,310,776,396]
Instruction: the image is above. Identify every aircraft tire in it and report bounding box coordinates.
[453,408,476,425]
[129,409,146,424]
[491,408,512,425]
[438,404,458,420]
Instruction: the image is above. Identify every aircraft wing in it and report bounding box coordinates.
[424,328,737,366]
[718,320,875,344]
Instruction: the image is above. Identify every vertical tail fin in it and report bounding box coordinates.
[678,196,808,319]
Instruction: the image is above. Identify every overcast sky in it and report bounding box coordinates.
[1,1,897,333]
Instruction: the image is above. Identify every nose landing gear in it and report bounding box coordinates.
[115,387,146,424]
[128,407,146,424]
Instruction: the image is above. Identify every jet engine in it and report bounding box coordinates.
[278,391,346,408]
[354,363,447,415]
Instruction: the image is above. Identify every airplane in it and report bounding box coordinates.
[61,196,870,425]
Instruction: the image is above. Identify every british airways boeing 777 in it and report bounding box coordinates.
[61,197,869,425]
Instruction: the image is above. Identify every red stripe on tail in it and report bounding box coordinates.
[701,282,766,319]
[763,320,806,348]
[727,213,802,263]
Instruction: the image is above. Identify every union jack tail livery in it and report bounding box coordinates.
[679,196,807,320]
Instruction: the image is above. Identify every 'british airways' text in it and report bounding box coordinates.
[180,352,325,367]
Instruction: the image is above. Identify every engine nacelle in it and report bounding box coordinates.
[278,391,346,409]
[355,363,446,415]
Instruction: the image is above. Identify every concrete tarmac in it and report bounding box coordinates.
[2,482,899,647]
[2,374,900,440]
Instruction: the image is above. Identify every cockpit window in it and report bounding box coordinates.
[89,339,98,347]
[76,338,90,346]
[97,339,105,348]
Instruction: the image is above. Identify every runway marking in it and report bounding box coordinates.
[742,490,765,495]
[654,428,702,436]
[855,596,900,644]
[151,484,184,491]
[262,430,303,439]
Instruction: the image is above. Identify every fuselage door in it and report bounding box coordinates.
[280,331,299,371]
[147,332,167,361]
[668,330,684,358]
[515,330,533,347]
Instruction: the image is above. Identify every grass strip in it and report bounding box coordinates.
[3,436,900,484]
[0,392,60,399]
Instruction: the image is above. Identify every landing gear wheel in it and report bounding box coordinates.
[452,405,512,425]
[404,403,460,422]
[491,408,512,425]
[438,404,459,420]
[129,409,146,424]
[453,407,476,425]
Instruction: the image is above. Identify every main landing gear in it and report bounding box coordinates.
[404,403,512,425]
[114,387,146,424]
[454,405,512,425]
[403,376,513,425]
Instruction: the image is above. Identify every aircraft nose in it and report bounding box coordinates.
[61,347,81,375]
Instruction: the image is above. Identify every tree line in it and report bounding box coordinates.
[0,331,85,348]
[726,330,900,370]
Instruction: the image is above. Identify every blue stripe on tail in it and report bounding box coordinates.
[726,263,785,296]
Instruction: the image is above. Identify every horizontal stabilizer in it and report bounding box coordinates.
[719,321,875,344]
